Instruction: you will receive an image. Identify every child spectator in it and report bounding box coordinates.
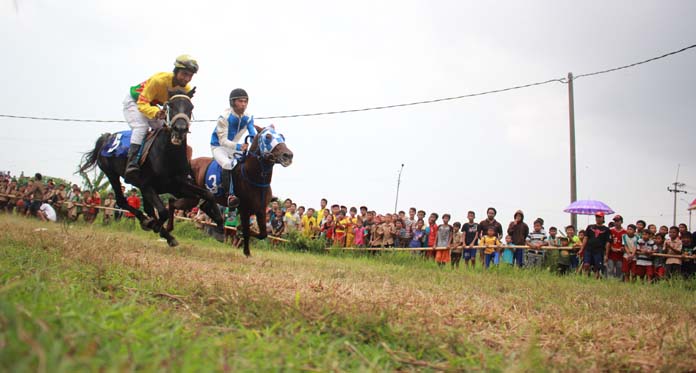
[324,214,337,245]
[658,225,669,237]
[283,204,300,235]
[462,211,479,268]
[621,224,639,282]
[480,226,501,269]
[426,213,439,259]
[395,219,408,248]
[479,207,503,263]
[334,211,348,246]
[635,220,646,236]
[369,215,384,248]
[405,207,417,242]
[271,212,285,237]
[381,214,396,248]
[634,229,654,282]
[102,192,116,224]
[501,235,514,265]
[345,207,358,247]
[450,222,463,268]
[607,215,627,279]
[547,227,560,247]
[652,234,666,281]
[565,225,581,270]
[576,229,586,274]
[363,211,375,246]
[125,189,140,219]
[435,214,453,267]
[647,224,658,236]
[302,207,317,238]
[664,226,682,278]
[410,220,426,249]
[507,210,529,267]
[557,236,572,275]
[525,218,547,268]
[353,217,366,247]
[82,190,95,223]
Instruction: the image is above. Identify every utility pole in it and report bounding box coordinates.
[394,164,404,214]
[567,72,578,229]
[667,182,687,226]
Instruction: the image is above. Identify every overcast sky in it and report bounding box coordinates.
[1,0,695,230]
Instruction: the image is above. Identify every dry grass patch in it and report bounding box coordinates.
[2,216,696,371]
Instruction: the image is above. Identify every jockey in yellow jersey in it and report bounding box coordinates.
[123,55,199,183]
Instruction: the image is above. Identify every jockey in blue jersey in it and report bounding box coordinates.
[211,88,257,208]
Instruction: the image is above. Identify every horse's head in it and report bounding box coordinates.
[251,125,293,167]
[166,88,195,146]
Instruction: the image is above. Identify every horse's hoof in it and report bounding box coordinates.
[168,238,179,247]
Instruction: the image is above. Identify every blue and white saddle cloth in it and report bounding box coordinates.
[100,131,132,158]
[204,159,225,197]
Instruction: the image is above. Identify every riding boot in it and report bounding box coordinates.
[124,143,142,184]
[226,169,239,208]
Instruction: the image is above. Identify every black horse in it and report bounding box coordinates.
[167,125,293,256]
[79,89,225,246]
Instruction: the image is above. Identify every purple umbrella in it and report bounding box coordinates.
[563,200,615,215]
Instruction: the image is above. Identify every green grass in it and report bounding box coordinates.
[2,214,696,371]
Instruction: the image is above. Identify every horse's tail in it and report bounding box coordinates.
[79,133,110,173]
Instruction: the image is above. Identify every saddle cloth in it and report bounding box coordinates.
[100,129,160,166]
[204,159,226,198]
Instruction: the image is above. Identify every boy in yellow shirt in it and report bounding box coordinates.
[480,226,501,269]
[302,207,317,237]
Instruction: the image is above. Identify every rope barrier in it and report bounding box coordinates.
[2,192,690,256]
[0,192,290,242]
[324,244,694,259]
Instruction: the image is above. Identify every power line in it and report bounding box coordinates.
[0,43,694,123]
[574,43,696,80]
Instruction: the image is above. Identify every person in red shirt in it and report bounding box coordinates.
[607,215,626,279]
[88,190,101,223]
[426,213,439,259]
[125,189,141,218]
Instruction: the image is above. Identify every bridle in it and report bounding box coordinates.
[164,94,192,129]
[239,135,273,189]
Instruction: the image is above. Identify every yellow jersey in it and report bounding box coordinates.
[130,72,191,119]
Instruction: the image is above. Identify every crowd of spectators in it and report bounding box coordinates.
[3,171,695,281]
[251,197,696,281]
[0,172,133,224]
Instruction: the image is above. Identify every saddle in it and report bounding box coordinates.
[138,128,163,166]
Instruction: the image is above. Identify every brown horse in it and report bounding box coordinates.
[167,125,293,256]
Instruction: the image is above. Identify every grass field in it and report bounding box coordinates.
[1,215,695,372]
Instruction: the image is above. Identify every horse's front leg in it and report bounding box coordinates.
[178,182,226,236]
[167,197,198,232]
[140,185,178,247]
[256,210,268,240]
[240,208,251,257]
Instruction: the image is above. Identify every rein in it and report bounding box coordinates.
[239,147,272,188]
